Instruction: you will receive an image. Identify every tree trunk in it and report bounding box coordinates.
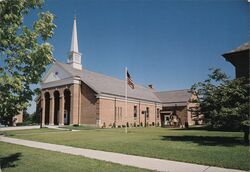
[243,130,249,145]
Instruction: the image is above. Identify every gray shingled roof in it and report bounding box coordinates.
[154,89,192,105]
[225,42,250,54]
[57,61,161,102]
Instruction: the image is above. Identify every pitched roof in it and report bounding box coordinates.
[56,61,161,102]
[223,42,250,55]
[154,89,192,105]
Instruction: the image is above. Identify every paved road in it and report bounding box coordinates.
[0,136,246,172]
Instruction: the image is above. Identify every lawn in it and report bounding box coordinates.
[0,142,151,172]
[3,127,250,170]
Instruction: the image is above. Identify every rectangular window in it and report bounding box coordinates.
[134,106,137,118]
[117,107,120,120]
[116,107,122,120]
[120,107,122,119]
[115,107,117,121]
[146,107,149,118]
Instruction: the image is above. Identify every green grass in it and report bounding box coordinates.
[4,127,250,170]
[0,142,151,172]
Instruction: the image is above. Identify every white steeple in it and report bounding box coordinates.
[68,16,82,70]
[70,16,79,52]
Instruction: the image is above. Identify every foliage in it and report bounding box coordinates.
[0,0,56,121]
[22,111,39,125]
[191,68,249,131]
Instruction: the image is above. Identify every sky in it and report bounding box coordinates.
[25,0,249,113]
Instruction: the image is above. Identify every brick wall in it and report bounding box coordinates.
[99,98,161,127]
[80,82,99,125]
[12,112,23,126]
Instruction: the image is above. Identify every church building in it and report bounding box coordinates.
[38,17,200,128]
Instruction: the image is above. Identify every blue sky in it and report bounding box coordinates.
[26,0,248,113]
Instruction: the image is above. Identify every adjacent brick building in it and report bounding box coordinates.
[222,42,249,79]
[155,89,202,127]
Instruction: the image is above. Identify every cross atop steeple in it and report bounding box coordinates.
[67,16,82,70]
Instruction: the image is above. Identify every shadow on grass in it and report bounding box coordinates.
[0,153,22,169]
[170,126,242,132]
[161,135,244,147]
[60,125,98,131]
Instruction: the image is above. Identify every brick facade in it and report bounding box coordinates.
[97,98,161,127]
[39,82,163,127]
[80,82,99,125]
[39,81,200,128]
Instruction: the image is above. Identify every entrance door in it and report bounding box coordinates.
[164,114,170,126]
[64,110,68,125]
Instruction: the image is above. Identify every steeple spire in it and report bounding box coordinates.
[70,15,79,52]
[68,15,82,70]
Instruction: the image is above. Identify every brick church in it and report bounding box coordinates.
[38,17,200,128]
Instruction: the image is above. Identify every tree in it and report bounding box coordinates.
[191,68,249,144]
[22,110,39,126]
[0,0,56,125]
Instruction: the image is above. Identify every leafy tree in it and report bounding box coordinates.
[22,110,39,126]
[191,69,249,144]
[0,0,56,125]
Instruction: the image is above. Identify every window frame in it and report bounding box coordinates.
[146,107,149,118]
[133,105,137,118]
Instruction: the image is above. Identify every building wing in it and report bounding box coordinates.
[154,89,192,106]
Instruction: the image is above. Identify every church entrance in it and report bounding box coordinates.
[64,89,71,125]
[164,114,171,126]
[44,92,50,125]
[160,111,173,127]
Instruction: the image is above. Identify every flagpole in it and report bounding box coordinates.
[125,67,128,134]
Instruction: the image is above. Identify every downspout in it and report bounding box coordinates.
[78,82,81,125]
[139,101,141,125]
[114,98,117,125]
[155,102,157,125]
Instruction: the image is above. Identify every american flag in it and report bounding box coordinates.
[127,70,134,89]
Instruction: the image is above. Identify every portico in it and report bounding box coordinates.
[40,83,81,127]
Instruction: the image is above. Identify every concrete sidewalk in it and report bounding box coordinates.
[0,136,246,172]
[0,125,75,131]
[0,125,40,131]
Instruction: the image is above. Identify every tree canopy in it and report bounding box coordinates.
[0,0,56,123]
[192,69,249,143]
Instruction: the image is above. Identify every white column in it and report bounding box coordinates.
[41,94,45,128]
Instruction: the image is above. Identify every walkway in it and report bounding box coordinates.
[0,136,246,172]
[0,125,40,131]
[0,125,76,131]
